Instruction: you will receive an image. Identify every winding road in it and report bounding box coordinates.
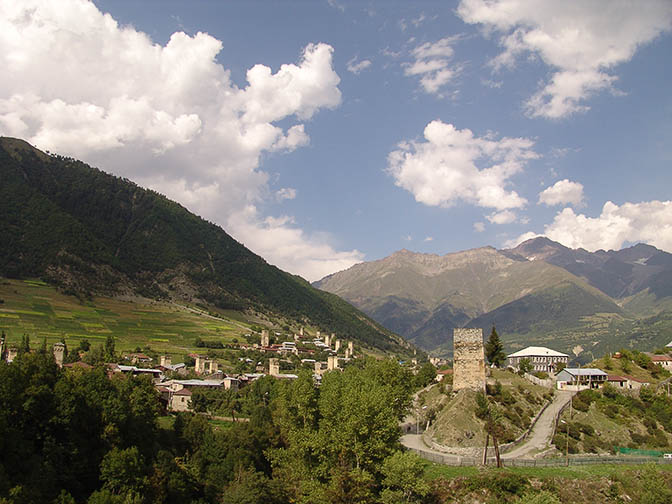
[502,390,573,459]
[400,389,574,462]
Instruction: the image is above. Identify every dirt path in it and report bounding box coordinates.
[502,390,574,459]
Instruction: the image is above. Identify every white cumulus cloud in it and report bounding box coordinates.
[387,120,538,211]
[457,0,672,118]
[487,209,517,225]
[538,179,585,207]
[0,0,356,281]
[404,37,460,95]
[509,200,672,252]
[346,57,372,74]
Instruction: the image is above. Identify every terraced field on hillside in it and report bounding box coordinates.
[0,278,252,358]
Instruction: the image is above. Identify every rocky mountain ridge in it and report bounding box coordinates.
[315,238,672,360]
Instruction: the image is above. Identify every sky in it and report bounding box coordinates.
[1,0,672,281]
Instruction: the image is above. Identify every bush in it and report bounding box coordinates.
[552,433,578,454]
[467,471,530,499]
[576,422,595,436]
[566,423,582,440]
[604,404,619,418]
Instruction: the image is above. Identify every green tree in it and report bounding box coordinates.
[485,326,506,368]
[99,446,147,497]
[414,362,437,389]
[104,336,116,361]
[18,333,30,354]
[379,451,430,504]
[518,358,533,374]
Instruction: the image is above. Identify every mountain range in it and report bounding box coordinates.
[315,238,672,362]
[0,137,410,354]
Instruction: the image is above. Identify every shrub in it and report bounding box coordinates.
[467,471,530,499]
[644,417,658,434]
[602,383,619,399]
[553,433,579,454]
[566,423,582,440]
[604,404,619,418]
[574,422,595,436]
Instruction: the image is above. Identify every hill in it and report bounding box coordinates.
[0,137,410,354]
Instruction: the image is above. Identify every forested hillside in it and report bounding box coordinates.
[0,137,408,353]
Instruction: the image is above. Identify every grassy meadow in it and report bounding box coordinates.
[0,278,253,358]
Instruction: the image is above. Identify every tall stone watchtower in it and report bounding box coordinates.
[53,342,65,368]
[452,328,485,392]
[260,330,270,347]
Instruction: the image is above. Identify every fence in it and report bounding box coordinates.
[524,373,553,388]
[406,445,672,467]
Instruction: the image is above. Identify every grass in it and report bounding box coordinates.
[0,278,253,356]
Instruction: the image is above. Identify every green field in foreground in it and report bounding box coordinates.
[0,278,253,358]
[423,461,672,481]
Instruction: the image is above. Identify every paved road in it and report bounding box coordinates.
[400,389,574,461]
[400,432,462,463]
[502,390,574,459]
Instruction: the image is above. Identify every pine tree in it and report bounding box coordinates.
[485,326,506,368]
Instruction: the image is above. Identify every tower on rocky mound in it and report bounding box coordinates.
[452,328,485,392]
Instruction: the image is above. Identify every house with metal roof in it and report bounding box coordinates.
[507,346,569,373]
[556,368,608,390]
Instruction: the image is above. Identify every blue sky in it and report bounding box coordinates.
[1,0,671,280]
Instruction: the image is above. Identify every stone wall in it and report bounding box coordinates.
[452,328,485,392]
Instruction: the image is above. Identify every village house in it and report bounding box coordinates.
[507,346,569,373]
[435,369,453,382]
[108,363,164,382]
[124,352,153,364]
[556,368,608,390]
[63,361,93,370]
[168,387,192,412]
[648,354,672,371]
[607,374,649,390]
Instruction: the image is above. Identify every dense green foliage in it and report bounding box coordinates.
[0,138,407,352]
[0,353,429,503]
[553,385,672,454]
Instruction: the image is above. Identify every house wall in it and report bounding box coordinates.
[170,394,191,412]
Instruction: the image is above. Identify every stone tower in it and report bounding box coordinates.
[53,342,65,367]
[269,358,280,376]
[452,328,485,392]
[261,330,270,347]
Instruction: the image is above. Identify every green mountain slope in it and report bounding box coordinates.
[468,281,623,335]
[0,137,409,353]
